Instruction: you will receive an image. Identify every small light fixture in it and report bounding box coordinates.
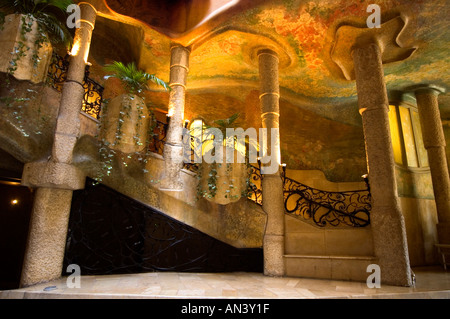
[11,199,18,205]
[362,174,370,190]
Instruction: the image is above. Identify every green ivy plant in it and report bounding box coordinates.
[192,113,258,201]
[96,61,169,182]
[0,0,74,80]
[0,0,73,137]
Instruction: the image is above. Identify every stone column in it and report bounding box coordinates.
[258,49,285,276]
[161,44,190,190]
[20,2,97,287]
[353,43,412,286]
[415,87,450,244]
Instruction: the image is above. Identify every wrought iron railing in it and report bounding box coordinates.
[46,52,69,91]
[47,52,103,119]
[82,67,104,119]
[247,165,263,206]
[282,175,371,227]
[148,119,168,155]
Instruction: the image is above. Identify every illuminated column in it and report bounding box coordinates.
[258,49,285,277]
[53,2,97,164]
[20,3,96,287]
[415,87,450,244]
[161,44,190,190]
[353,43,412,286]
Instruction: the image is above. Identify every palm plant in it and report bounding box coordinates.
[103,61,170,95]
[0,0,74,47]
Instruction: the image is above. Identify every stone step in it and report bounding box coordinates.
[284,254,377,282]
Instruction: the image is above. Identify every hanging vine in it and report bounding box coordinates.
[95,62,169,184]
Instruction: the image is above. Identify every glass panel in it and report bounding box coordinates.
[411,109,429,167]
[399,106,419,167]
[388,105,403,165]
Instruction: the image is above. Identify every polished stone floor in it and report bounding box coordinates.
[1,266,449,299]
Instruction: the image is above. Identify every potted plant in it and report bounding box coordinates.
[100,61,169,154]
[194,113,258,205]
[0,0,74,83]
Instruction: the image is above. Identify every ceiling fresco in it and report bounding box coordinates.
[81,0,448,181]
[91,0,449,124]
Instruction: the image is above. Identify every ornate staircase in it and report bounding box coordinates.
[0,56,376,281]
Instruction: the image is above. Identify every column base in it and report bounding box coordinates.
[263,234,285,277]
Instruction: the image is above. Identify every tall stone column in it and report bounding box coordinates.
[414,87,450,244]
[353,43,412,286]
[258,49,285,276]
[161,44,190,190]
[20,2,97,287]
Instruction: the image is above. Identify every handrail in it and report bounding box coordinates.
[46,52,103,119]
[282,175,371,227]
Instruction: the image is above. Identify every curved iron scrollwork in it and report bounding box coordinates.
[82,68,104,119]
[47,53,104,119]
[46,52,69,91]
[247,165,263,206]
[64,179,263,275]
[148,120,168,156]
[283,176,371,227]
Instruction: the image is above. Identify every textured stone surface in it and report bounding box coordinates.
[332,16,416,81]
[20,188,73,287]
[22,161,85,190]
[102,94,149,153]
[354,43,412,286]
[415,89,450,235]
[161,45,190,190]
[0,14,52,83]
[258,49,285,276]
[19,5,97,288]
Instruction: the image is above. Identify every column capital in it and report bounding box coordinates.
[78,2,97,28]
[410,84,446,97]
[332,16,416,80]
[257,48,279,60]
[170,43,192,53]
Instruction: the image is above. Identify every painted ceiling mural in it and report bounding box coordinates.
[90,0,448,181]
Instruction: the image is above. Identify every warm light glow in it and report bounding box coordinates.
[388,105,403,165]
[70,40,81,57]
[167,105,175,117]
[11,199,18,205]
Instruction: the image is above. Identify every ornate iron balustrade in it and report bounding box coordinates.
[247,165,263,206]
[82,67,104,119]
[46,52,69,91]
[47,52,103,119]
[148,119,168,156]
[282,176,371,227]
